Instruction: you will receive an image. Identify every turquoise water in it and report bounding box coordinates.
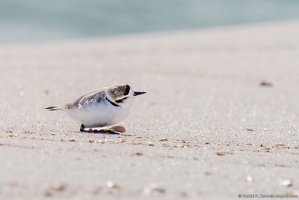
[1,0,299,43]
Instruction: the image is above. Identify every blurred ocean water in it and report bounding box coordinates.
[1,0,299,43]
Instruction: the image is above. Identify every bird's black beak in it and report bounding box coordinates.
[134,91,146,96]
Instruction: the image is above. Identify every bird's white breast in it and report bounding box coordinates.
[67,97,134,128]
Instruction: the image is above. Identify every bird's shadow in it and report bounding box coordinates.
[79,129,134,136]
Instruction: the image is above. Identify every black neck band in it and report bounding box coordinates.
[106,98,120,107]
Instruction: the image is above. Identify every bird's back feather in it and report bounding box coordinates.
[66,89,106,109]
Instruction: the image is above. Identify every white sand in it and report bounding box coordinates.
[0,20,299,199]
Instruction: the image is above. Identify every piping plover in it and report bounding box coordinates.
[45,84,146,133]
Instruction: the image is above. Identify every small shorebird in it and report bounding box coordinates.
[45,84,146,133]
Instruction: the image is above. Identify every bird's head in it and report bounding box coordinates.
[106,84,146,107]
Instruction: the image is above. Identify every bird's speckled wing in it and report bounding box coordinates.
[66,89,106,109]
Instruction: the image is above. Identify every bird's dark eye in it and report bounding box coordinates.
[124,85,130,95]
[116,97,128,103]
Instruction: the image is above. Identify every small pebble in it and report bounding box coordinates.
[246,176,253,182]
[166,155,174,159]
[5,130,13,133]
[216,152,233,156]
[159,138,168,142]
[106,181,120,189]
[148,142,155,146]
[131,142,143,145]
[260,81,273,87]
[204,172,212,176]
[143,183,166,196]
[110,125,126,133]
[7,134,18,138]
[275,144,285,147]
[119,139,126,143]
[131,152,143,156]
[46,183,67,193]
[181,144,191,148]
[280,180,293,187]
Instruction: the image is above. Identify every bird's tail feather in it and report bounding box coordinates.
[45,105,65,111]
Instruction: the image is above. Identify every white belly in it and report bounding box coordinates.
[67,103,131,128]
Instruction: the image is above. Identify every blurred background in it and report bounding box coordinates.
[1,0,299,44]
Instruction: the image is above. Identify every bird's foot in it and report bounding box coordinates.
[79,124,119,134]
[80,124,85,132]
[88,129,119,134]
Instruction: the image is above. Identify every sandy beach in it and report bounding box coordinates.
[0,20,299,199]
